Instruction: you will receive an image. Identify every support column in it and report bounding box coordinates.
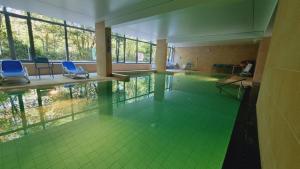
[155,39,168,72]
[95,21,112,77]
[253,37,271,84]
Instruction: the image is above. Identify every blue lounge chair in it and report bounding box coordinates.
[62,61,89,79]
[0,60,30,84]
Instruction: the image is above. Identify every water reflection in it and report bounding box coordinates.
[0,73,173,142]
[96,81,113,115]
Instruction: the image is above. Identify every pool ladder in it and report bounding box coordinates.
[216,78,247,100]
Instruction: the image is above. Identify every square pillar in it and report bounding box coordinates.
[95,21,112,77]
[155,39,168,72]
[253,37,271,84]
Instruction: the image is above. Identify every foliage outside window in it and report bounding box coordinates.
[1,5,160,63]
[151,45,156,64]
[10,16,30,60]
[111,36,117,63]
[0,13,10,59]
[31,13,64,23]
[116,36,125,63]
[32,20,66,60]
[111,35,125,63]
[68,27,96,61]
[137,42,151,63]
[125,39,136,63]
[6,7,26,16]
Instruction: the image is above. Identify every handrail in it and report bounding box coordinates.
[216,78,247,88]
[216,78,247,100]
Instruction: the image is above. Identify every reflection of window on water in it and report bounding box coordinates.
[165,75,173,91]
[113,75,153,104]
[0,84,97,142]
[0,75,174,142]
[112,74,173,106]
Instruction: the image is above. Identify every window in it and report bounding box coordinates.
[125,39,136,63]
[1,5,159,63]
[151,45,156,64]
[66,21,95,30]
[68,27,96,61]
[116,36,125,63]
[112,35,154,64]
[31,13,64,23]
[111,36,117,63]
[137,42,151,63]
[6,7,26,15]
[167,47,174,63]
[10,16,30,60]
[32,20,66,60]
[0,13,10,59]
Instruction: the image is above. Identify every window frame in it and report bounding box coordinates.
[0,6,158,64]
[112,34,155,64]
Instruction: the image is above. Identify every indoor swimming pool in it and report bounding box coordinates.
[0,73,242,169]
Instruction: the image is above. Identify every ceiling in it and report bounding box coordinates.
[0,0,277,46]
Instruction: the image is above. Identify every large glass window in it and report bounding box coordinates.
[125,39,136,63]
[111,36,117,63]
[167,47,174,63]
[6,7,26,15]
[111,35,125,63]
[31,13,64,23]
[116,36,125,63]
[67,27,95,61]
[10,16,30,60]
[32,20,66,60]
[151,45,156,64]
[137,42,151,63]
[0,13,10,59]
[1,5,160,63]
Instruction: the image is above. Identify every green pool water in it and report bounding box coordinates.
[0,73,242,169]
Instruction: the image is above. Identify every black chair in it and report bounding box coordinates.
[34,57,54,79]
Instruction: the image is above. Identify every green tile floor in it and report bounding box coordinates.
[0,73,242,169]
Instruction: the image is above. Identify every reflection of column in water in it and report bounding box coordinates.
[68,87,75,120]
[36,89,46,129]
[17,93,28,135]
[154,73,166,101]
[96,81,113,115]
[152,74,167,128]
